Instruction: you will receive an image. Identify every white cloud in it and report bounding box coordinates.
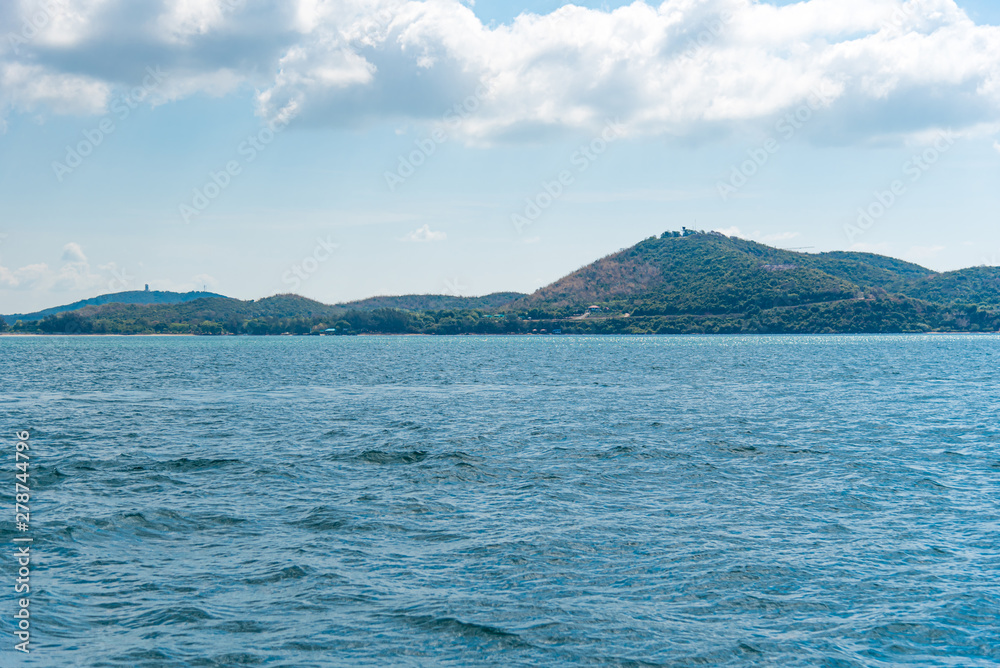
[0,262,49,290]
[257,0,1000,141]
[0,62,109,116]
[47,241,107,291]
[716,226,744,237]
[994,140,1000,154]
[0,243,112,292]
[61,242,87,263]
[157,0,235,43]
[51,262,102,291]
[0,249,218,304]
[2,0,1000,143]
[402,224,446,242]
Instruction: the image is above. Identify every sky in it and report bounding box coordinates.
[1,0,999,314]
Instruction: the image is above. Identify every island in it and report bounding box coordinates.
[4,231,1000,335]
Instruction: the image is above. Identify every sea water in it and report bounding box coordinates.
[1,335,998,666]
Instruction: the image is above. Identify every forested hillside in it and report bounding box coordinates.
[4,232,1000,335]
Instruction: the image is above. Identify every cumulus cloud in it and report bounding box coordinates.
[61,241,86,263]
[0,242,122,292]
[402,224,446,242]
[0,262,48,290]
[0,62,110,116]
[1,0,1000,143]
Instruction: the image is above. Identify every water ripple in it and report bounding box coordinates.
[1,334,998,666]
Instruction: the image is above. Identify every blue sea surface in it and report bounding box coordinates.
[1,334,999,666]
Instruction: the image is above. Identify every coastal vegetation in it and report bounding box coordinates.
[5,232,1000,335]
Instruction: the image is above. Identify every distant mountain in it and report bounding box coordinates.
[13,293,347,334]
[509,232,998,315]
[2,289,227,324]
[499,231,1000,333]
[337,292,526,311]
[903,266,1000,307]
[4,234,1000,335]
[246,294,344,319]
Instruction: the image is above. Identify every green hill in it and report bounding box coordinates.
[14,294,346,335]
[4,232,1000,335]
[2,289,226,324]
[507,232,998,323]
[511,233,860,316]
[337,292,525,311]
[903,266,1000,307]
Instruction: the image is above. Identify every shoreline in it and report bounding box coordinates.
[0,333,198,337]
[2,331,998,338]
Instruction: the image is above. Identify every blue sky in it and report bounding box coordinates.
[1,0,999,313]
